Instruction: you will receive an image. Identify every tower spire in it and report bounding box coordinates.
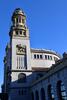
[12,8,26,27]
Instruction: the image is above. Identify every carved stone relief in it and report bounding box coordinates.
[16,44,26,55]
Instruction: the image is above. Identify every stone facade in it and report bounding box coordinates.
[2,8,67,100]
[30,54,67,100]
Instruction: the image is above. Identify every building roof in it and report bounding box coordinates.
[31,48,62,58]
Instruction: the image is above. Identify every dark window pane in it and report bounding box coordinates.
[40,55,42,59]
[48,55,50,60]
[45,55,47,60]
[37,55,39,59]
[16,31,18,35]
[34,55,36,59]
[20,31,22,35]
[16,17,18,23]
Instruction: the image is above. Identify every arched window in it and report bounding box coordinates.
[41,88,46,100]
[31,92,34,100]
[18,73,26,83]
[22,18,25,24]
[16,17,18,23]
[48,84,55,100]
[35,90,39,100]
[57,80,67,100]
[19,16,21,23]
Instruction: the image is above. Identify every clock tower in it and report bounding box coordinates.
[10,8,31,71]
[8,8,31,99]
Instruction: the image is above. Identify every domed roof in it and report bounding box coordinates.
[12,8,25,17]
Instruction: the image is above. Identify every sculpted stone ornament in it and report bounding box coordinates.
[16,44,26,55]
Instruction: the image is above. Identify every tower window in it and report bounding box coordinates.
[19,16,21,23]
[16,17,18,23]
[23,31,26,36]
[19,57,20,68]
[17,56,26,69]
[20,30,22,35]
[17,57,18,69]
[16,31,18,35]
[22,19,25,24]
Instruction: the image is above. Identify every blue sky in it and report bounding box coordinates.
[0,0,67,92]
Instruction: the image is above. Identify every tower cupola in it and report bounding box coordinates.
[12,8,26,27]
[9,8,29,37]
